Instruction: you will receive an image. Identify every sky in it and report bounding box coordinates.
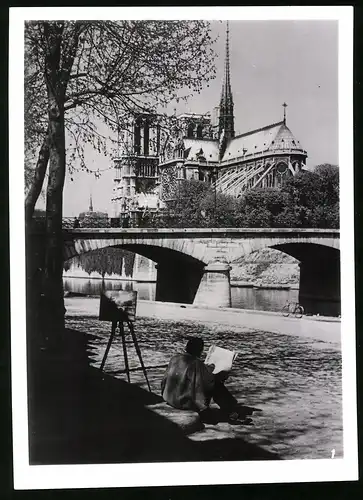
[56,20,338,217]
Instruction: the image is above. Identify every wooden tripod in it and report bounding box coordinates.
[99,314,151,392]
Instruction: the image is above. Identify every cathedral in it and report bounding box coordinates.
[111,22,308,216]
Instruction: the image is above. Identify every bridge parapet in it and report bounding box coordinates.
[62,227,340,266]
[64,227,340,237]
[31,216,340,234]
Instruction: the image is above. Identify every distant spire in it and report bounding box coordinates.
[218,20,235,148]
[282,102,288,124]
[89,192,93,212]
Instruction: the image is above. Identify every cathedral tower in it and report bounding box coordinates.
[218,21,235,149]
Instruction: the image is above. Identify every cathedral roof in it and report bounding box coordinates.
[221,121,306,162]
[183,138,219,162]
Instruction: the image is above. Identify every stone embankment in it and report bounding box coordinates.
[230,247,299,288]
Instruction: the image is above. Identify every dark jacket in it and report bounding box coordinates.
[161,352,215,412]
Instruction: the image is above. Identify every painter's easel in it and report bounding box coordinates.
[98,291,151,392]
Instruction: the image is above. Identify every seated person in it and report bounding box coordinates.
[161,337,248,424]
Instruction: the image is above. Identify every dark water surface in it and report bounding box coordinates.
[63,277,299,312]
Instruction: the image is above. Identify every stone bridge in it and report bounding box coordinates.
[62,227,340,315]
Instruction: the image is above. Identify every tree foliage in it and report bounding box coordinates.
[150,165,339,229]
[280,165,339,228]
[24,20,217,219]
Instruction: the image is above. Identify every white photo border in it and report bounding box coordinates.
[9,5,357,490]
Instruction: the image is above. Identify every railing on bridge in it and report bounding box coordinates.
[31,214,217,230]
[30,214,340,231]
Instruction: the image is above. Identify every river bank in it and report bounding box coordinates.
[230,281,299,290]
[64,297,341,345]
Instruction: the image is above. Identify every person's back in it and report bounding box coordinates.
[161,337,251,425]
[161,350,214,412]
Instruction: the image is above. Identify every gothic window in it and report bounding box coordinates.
[143,122,150,156]
[196,124,203,138]
[187,123,195,138]
[275,162,293,187]
[156,124,161,154]
[276,162,287,174]
[134,122,141,155]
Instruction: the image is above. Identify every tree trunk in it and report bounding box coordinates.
[43,93,66,338]
[25,128,50,225]
[40,21,81,342]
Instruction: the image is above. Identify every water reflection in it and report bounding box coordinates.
[231,287,299,312]
[63,277,300,313]
[63,276,339,316]
[63,277,156,301]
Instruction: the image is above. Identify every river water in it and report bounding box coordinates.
[63,277,299,312]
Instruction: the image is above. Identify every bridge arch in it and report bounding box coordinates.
[243,236,339,258]
[274,243,340,317]
[64,236,210,264]
[62,228,340,314]
[269,241,339,261]
[221,240,340,317]
[64,240,206,305]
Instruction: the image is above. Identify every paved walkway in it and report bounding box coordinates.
[59,296,344,461]
[139,301,341,345]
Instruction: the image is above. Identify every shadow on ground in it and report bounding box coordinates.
[27,328,280,465]
[199,406,263,425]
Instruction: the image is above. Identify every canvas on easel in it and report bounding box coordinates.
[98,290,151,391]
[99,290,137,323]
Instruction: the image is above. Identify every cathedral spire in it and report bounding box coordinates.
[218,21,235,144]
[89,192,93,212]
[282,102,288,124]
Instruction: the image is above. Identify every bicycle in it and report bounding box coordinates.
[281,301,304,319]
